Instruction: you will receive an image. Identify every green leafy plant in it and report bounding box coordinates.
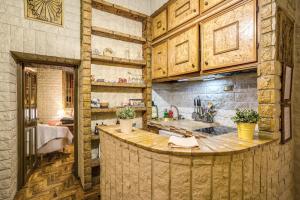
[231,109,260,124]
[116,107,136,120]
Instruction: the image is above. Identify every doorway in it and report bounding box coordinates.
[17,62,79,190]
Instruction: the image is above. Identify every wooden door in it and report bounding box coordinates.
[152,10,167,39]
[23,68,38,183]
[200,0,225,13]
[168,25,199,76]
[152,41,168,79]
[201,0,257,71]
[168,0,200,30]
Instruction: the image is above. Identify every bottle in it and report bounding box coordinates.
[168,110,174,118]
[94,123,99,135]
[163,109,168,118]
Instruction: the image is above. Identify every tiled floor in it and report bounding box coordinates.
[15,145,84,200]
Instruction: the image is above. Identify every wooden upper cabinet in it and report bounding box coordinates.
[152,42,168,79]
[168,25,199,76]
[200,0,225,13]
[201,0,257,71]
[168,0,200,30]
[152,10,167,39]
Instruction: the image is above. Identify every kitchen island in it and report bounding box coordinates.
[99,125,277,200]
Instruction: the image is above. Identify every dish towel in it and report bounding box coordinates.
[168,136,199,148]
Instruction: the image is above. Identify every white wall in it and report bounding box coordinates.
[0,0,80,199]
[106,0,151,15]
[151,0,168,14]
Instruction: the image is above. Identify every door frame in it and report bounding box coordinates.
[16,58,80,190]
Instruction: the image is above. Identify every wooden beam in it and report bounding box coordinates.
[92,0,148,22]
[92,26,146,44]
[91,81,146,88]
[91,107,147,113]
[91,55,146,67]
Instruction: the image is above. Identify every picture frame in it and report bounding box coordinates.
[282,65,293,101]
[281,103,292,144]
[129,99,144,107]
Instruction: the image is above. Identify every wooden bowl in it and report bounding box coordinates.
[100,102,109,108]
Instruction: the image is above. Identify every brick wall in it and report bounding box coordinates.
[0,0,80,199]
[37,68,63,123]
[153,72,258,127]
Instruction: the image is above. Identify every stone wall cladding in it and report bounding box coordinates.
[100,132,293,200]
[292,0,300,198]
[80,0,92,191]
[258,0,295,199]
[0,0,80,199]
[153,73,258,127]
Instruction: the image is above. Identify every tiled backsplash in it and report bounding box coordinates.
[152,72,258,127]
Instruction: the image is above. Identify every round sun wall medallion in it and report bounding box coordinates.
[25,0,63,26]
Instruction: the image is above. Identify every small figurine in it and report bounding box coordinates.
[91,98,100,108]
[91,75,96,82]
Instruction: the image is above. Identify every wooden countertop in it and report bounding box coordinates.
[99,125,276,156]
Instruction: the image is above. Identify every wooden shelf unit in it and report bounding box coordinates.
[92,55,146,67]
[92,26,146,44]
[84,0,152,195]
[91,107,147,113]
[92,0,148,22]
[91,81,146,88]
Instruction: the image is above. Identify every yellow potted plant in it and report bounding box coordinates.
[116,107,136,134]
[232,109,260,140]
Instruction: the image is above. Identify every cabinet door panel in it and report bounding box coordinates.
[168,0,200,30]
[152,10,167,39]
[200,0,225,13]
[201,0,257,71]
[152,42,168,79]
[168,26,199,76]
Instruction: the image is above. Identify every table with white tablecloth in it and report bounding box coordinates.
[37,124,73,154]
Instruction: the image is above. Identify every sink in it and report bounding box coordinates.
[155,118,177,122]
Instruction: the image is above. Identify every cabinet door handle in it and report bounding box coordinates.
[205,1,208,6]
[205,61,208,65]
[193,9,197,13]
[192,64,196,68]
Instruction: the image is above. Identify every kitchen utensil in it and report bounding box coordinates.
[198,97,204,116]
[197,97,200,114]
[192,98,197,119]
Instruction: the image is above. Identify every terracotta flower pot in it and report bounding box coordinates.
[120,119,133,134]
[237,123,256,140]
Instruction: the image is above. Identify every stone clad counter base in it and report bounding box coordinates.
[99,126,293,200]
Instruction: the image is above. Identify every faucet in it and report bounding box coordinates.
[170,105,182,120]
